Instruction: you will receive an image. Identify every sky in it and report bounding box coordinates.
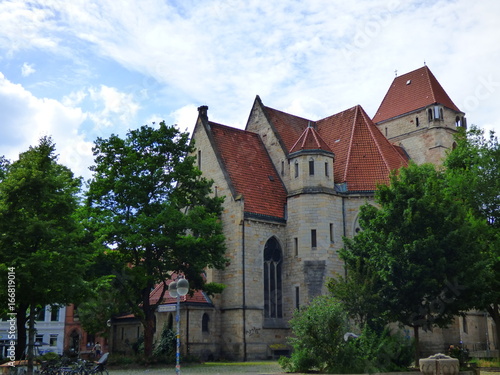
[1,0,499,181]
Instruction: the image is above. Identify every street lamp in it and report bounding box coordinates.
[169,277,189,375]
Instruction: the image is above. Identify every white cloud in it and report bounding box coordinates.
[0,72,93,179]
[0,0,499,170]
[21,62,35,77]
[170,104,198,135]
[88,85,140,129]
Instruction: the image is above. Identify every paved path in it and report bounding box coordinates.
[109,361,286,375]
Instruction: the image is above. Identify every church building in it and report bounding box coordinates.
[143,66,496,361]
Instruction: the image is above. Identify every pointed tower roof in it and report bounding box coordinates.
[317,105,408,191]
[260,101,408,192]
[373,66,462,124]
[289,122,334,155]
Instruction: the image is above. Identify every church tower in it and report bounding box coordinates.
[373,66,466,165]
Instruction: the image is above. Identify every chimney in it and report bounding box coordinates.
[198,105,209,122]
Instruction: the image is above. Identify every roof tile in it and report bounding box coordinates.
[373,66,461,123]
[209,122,287,219]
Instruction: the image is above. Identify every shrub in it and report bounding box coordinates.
[279,295,350,373]
[152,325,176,362]
[279,295,414,373]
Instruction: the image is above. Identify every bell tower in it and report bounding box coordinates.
[373,66,466,165]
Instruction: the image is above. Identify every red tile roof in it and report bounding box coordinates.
[289,123,333,155]
[263,104,408,191]
[318,105,408,191]
[373,66,461,123]
[150,278,212,305]
[209,122,287,219]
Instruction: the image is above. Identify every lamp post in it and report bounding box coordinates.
[169,277,189,375]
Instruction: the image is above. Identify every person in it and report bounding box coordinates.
[93,342,102,358]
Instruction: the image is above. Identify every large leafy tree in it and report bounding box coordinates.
[444,126,500,354]
[85,122,227,358]
[340,162,488,364]
[0,137,89,372]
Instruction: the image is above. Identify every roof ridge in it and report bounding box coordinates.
[362,108,393,174]
[343,105,359,182]
[423,66,437,103]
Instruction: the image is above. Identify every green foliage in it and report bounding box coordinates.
[327,260,386,331]
[279,296,413,373]
[447,344,470,367]
[85,122,227,357]
[0,137,90,362]
[152,325,176,361]
[279,295,349,373]
[444,126,500,356]
[343,162,486,327]
[345,328,414,373]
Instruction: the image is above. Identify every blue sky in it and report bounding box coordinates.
[1,0,499,180]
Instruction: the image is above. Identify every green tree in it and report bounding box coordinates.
[341,162,487,364]
[85,122,227,358]
[327,258,386,331]
[0,137,89,373]
[444,126,500,355]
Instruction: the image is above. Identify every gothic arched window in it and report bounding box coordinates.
[202,313,210,333]
[264,237,283,319]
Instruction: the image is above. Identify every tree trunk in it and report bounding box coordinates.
[413,325,420,368]
[15,303,28,360]
[486,303,500,359]
[27,305,35,375]
[143,309,155,359]
[141,286,155,359]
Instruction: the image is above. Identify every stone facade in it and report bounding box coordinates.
[112,66,497,362]
[376,105,465,165]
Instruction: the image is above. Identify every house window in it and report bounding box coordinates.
[202,313,210,333]
[330,223,334,243]
[264,237,283,319]
[433,106,441,120]
[385,127,388,137]
[309,159,315,175]
[294,161,299,178]
[281,161,285,176]
[416,117,419,127]
[50,334,58,347]
[50,306,59,321]
[167,313,174,330]
[36,334,44,344]
[325,162,329,177]
[463,316,468,334]
[311,229,317,248]
[36,307,46,321]
[294,237,298,257]
[197,150,202,170]
[295,286,300,310]
[428,108,433,122]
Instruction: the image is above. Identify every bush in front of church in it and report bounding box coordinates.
[278,295,413,373]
